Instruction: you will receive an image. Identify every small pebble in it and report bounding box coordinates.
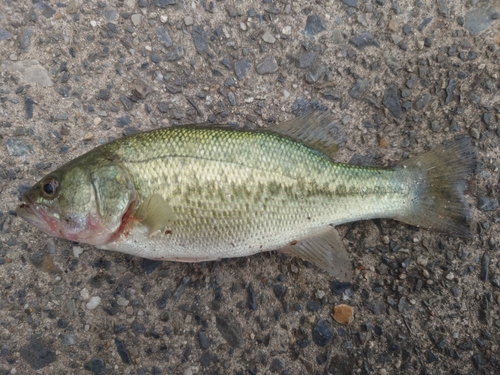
[417,256,428,267]
[262,31,276,44]
[477,197,498,212]
[304,14,326,38]
[86,296,101,310]
[315,290,325,299]
[312,319,334,347]
[117,297,129,306]
[333,304,354,325]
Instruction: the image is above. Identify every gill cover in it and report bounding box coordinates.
[90,164,137,243]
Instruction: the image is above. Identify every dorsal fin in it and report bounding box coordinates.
[267,112,345,159]
[172,112,345,158]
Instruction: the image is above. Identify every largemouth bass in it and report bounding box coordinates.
[16,113,475,278]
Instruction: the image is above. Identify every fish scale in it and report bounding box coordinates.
[99,127,408,261]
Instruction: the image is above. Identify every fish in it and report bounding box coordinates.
[16,112,476,279]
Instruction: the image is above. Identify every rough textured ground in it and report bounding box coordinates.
[1,0,500,374]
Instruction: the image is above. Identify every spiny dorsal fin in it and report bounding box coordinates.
[279,226,351,280]
[268,112,345,159]
[133,193,176,235]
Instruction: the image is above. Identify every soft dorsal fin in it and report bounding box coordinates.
[132,193,177,235]
[279,226,351,280]
[268,112,345,159]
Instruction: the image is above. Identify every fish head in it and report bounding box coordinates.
[17,156,136,246]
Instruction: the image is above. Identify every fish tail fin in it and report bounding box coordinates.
[395,138,476,237]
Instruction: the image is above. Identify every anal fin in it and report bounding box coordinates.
[279,227,351,280]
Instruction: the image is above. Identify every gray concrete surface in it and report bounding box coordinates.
[0,0,499,374]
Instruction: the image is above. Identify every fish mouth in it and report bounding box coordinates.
[16,196,60,235]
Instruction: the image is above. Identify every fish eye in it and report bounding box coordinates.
[41,177,59,199]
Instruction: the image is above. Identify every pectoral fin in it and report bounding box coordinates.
[280,227,351,280]
[133,194,176,235]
